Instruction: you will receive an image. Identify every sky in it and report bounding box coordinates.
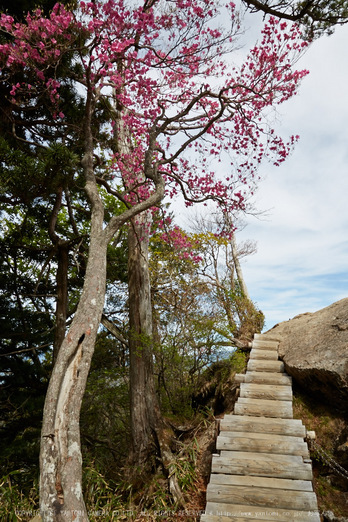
[235,21,348,331]
[174,11,348,332]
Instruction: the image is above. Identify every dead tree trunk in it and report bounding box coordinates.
[230,231,250,300]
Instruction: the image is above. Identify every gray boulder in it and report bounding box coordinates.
[266,298,348,412]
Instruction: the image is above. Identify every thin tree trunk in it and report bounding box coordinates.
[231,232,250,300]
[53,244,69,364]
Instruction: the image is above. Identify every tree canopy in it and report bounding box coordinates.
[241,0,348,38]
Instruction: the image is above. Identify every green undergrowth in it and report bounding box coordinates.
[293,390,348,518]
[0,419,210,521]
[0,352,245,521]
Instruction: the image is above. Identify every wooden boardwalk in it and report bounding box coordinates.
[201,333,320,522]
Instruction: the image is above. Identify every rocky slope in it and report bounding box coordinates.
[266,298,348,413]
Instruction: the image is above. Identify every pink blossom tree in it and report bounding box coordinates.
[0,1,308,519]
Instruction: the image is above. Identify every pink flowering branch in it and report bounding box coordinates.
[0,1,309,219]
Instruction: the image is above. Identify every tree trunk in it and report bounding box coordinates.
[40,199,108,521]
[39,80,166,519]
[39,101,110,520]
[127,211,185,505]
[128,210,159,468]
[231,232,250,300]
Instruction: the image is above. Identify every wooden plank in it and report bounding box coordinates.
[234,398,293,418]
[208,473,313,491]
[247,360,284,372]
[203,503,320,521]
[252,339,279,349]
[216,435,309,457]
[250,349,279,360]
[240,383,292,401]
[235,372,292,386]
[217,431,306,443]
[253,334,280,342]
[211,455,313,480]
[220,415,306,437]
[206,484,319,511]
[219,450,304,463]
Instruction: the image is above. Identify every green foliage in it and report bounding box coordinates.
[83,461,123,519]
[81,335,130,477]
[172,438,199,492]
[230,283,265,340]
[0,470,39,522]
[229,349,248,373]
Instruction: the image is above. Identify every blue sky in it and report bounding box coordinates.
[173,13,348,332]
[236,23,348,330]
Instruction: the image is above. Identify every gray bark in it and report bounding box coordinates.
[128,210,158,466]
[127,211,184,505]
[40,170,108,521]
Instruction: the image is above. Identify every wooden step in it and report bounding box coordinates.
[216,435,309,457]
[206,483,319,511]
[217,431,306,443]
[239,383,292,401]
[252,339,279,349]
[212,453,313,480]
[247,359,284,373]
[249,349,279,360]
[235,372,292,386]
[208,473,313,491]
[202,330,319,522]
[234,398,293,418]
[220,416,306,437]
[254,333,280,342]
[202,503,320,521]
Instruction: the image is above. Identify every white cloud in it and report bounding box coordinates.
[171,16,348,332]
[237,24,348,330]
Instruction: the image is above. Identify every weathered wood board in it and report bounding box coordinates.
[252,339,279,349]
[234,397,293,418]
[208,473,313,491]
[249,349,279,360]
[220,415,306,437]
[216,435,309,457]
[235,372,292,386]
[239,383,292,401]
[219,450,305,463]
[247,359,284,372]
[217,430,306,443]
[211,453,313,480]
[206,483,319,510]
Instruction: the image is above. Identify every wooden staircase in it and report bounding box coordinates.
[201,333,320,521]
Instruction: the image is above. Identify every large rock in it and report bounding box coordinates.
[266,298,348,412]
